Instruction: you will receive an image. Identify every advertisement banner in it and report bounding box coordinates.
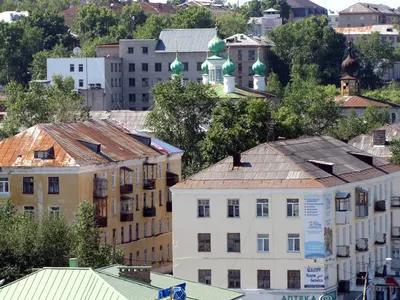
[304,266,325,289]
[324,195,333,258]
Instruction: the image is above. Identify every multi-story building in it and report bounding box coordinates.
[47,57,122,111]
[338,3,400,28]
[0,120,183,273]
[328,10,339,28]
[171,135,400,299]
[287,0,327,22]
[248,9,283,36]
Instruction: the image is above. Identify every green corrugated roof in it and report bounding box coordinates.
[98,265,244,300]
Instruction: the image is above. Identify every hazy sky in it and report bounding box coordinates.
[311,0,399,12]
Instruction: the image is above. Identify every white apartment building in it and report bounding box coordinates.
[171,135,400,300]
[47,56,122,111]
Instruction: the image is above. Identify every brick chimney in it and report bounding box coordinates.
[233,152,241,167]
[373,130,386,146]
[118,266,151,284]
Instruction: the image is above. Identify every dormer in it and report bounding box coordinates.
[34,147,54,159]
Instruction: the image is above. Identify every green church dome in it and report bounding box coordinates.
[207,31,226,57]
[170,51,184,75]
[252,50,266,76]
[222,51,236,76]
[201,53,209,73]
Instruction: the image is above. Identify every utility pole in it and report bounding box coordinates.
[362,264,369,300]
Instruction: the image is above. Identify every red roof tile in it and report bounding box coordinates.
[336,95,399,108]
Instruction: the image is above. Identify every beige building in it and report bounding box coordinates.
[0,120,183,273]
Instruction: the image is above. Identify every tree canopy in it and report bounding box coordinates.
[216,12,248,38]
[363,81,400,104]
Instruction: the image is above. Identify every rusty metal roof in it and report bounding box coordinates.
[0,120,160,167]
[335,95,400,108]
[174,136,400,189]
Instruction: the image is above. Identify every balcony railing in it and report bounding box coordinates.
[166,171,179,187]
[337,245,350,257]
[143,206,156,217]
[120,211,133,222]
[96,216,107,228]
[392,227,400,238]
[166,201,172,212]
[391,197,400,208]
[93,178,108,198]
[356,205,368,218]
[374,200,386,212]
[143,179,156,190]
[337,280,350,294]
[356,238,368,252]
[120,184,133,194]
[375,233,387,245]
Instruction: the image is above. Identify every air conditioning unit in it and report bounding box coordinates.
[338,280,350,294]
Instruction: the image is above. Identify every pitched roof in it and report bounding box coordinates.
[155,28,216,53]
[335,25,399,35]
[173,135,400,189]
[225,34,274,47]
[0,120,159,167]
[90,110,151,132]
[336,95,400,108]
[339,3,400,15]
[287,0,326,10]
[137,2,175,14]
[98,265,244,300]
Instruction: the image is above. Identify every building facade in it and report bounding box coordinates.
[338,3,400,28]
[171,135,400,299]
[0,120,183,273]
[247,9,283,36]
[287,0,327,22]
[328,10,339,28]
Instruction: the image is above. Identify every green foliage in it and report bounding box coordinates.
[240,0,262,18]
[80,36,116,57]
[134,14,172,39]
[363,81,400,104]
[146,75,217,177]
[390,139,400,165]
[354,32,397,90]
[0,0,79,12]
[268,16,346,85]
[2,75,89,137]
[216,12,248,38]
[266,72,283,96]
[202,97,274,165]
[167,0,186,5]
[30,44,70,80]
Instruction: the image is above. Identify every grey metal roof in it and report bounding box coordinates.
[155,28,216,53]
[339,3,400,15]
[225,34,274,47]
[287,0,326,9]
[90,110,151,132]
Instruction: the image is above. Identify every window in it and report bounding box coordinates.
[248,50,256,61]
[227,233,240,252]
[151,191,154,207]
[129,78,135,87]
[49,206,60,217]
[48,177,59,194]
[24,206,35,218]
[136,223,139,239]
[258,270,270,289]
[287,199,299,217]
[257,199,269,217]
[238,63,242,74]
[129,63,135,72]
[142,47,148,54]
[167,244,171,260]
[159,219,162,234]
[119,78,122,87]
[112,198,116,215]
[129,94,136,102]
[199,270,211,285]
[142,78,149,87]
[113,229,116,242]
[144,249,148,265]
[142,63,149,72]
[288,234,300,252]
[248,80,254,88]
[144,193,147,207]
[142,94,149,102]
[155,63,162,72]
[78,79,83,88]
[167,216,170,232]
[78,64,83,72]
[198,233,211,252]
[70,64,74,72]
[0,178,9,193]
[128,47,134,54]
[111,64,114,72]
[228,199,239,218]
[257,234,270,252]
[228,270,241,288]
[129,225,132,241]
[152,247,155,264]
[198,199,210,217]
[112,172,116,187]
[238,50,242,61]
[23,177,34,194]
[183,62,189,72]
[136,251,140,264]
[197,62,202,71]
[129,253,132,265]
[121,226,124,243]
[135,194,139,210]
[151,218,155,235]
[159,190,163,206]
[158,164,162,179]
[160,245,163,261]
[288,270,301,289]
[144,222,147,237]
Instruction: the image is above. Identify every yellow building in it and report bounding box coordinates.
[0,120,182,273]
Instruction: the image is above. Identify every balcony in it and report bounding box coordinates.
[143,163,157,190]
[337,245,350,258]
[120,211,133,222]
[356,238,368,252]
[337,280,350,294]
[391,196,400,208]
[392,227,400,238]
[166,201,172,212]
[375,233,387,245]
[93,177,108,198]
[120,196,134,222]
[120,184,133,194]
[143,179,156,190]
[96,216,107,228]
[336,210,350,224]
[166,171,179,187]
[143,206,156,217]
[374,200,386,212]
[336,194,350,224]
[355,188,368,218]
[356,263,368,286]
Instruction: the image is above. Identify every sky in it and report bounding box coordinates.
[311,0,400,12]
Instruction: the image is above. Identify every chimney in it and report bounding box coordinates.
[233,152,241,167]
[373,130,386,146]
[118,266,152,284]
[69,258,79,268]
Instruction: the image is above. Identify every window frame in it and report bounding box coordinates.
[198,233,211,252]
[227,233,241,253]
[23,177,34,194]
[128,63,135,72]
[48,177,59,194]
[287,199,299,217]
[128,47,134,54]
[155,63,162,72]
[142,63,149,72]
[288,234,300,252]
[48,206,60,217]
[228,269,241,288]
[228,199,240,218]
[142,47,148,54]
[0,178,9,194]
[257,234,270,252]
[198,199,210,218]
[257,270,271,289]
[256,199,269,217]
[70,64,74,72]
[198,269,211,285]
[24,206,35,218]
[287,270,301,289]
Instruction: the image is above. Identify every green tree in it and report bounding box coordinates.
[268,16,346,85]
[390,139,400,165]
[266,71,283,96]
[80,36,116,57]
[216,12,248,38]
[262,0,291,22]
[171,6,215,29]
[354,32,397,90]
[146,75,217,177]
[115,4,147,39]
[202,97,274,165]
[240,0,263,18]
[167,0,186,5]
[71,200,124,268]
[134,14,172,39]
[363,81,400,104]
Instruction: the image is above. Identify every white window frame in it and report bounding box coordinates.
[159,219,163,234]
[0,178,9,194]
[256,199,269,217]
[135,168,139,184]
[112,171,116,188]
[112,198,116,216]
[24,206,35,218]
[288,234,300,252]
[198,199,210,218]
[287,199,299,217]
[158,165,162,179]
[257,234,270,252]
[48,206,60,217]
[228,199,240,218]
[167,244,171,260]
[167,216,170,232]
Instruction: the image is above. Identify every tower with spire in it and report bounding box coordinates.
[222,47,236,93]
[252,47,267,91]
[206,28,226,85]
[341,41,360,96]
[170,44,184,78]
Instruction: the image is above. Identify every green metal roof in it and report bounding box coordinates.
[98,265,244,300]
[212,84,276,100]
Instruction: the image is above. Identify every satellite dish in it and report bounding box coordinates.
[73,47,82,57]
[0,279,5,286]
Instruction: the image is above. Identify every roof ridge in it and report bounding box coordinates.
[90,268,131,300]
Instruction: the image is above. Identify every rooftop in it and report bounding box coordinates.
[212,84,277,101]
[335,24,400,35]
[339,3,400,15]
[287,0,326,10]
[173,135,400,189]
[225,34,274,47]
[155,28,216,53]
[335,95,400,108]
[137,2,175,14]
[90,110,150,132]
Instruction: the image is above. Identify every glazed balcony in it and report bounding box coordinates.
[120,184,133,194]
[375,233,387,245]
[166,171,179,187]
[143,163,157,190]
[356,238,368,252]
[143,206,156,217]
[120,196,134,222]
[166,201,172,212]
[356,263,368,286]
[374,200,386,212]
[391,196,400,208]
[335,195,350,224]
[337,245,350,258]
[143,179,156,190]
[93,177,108,198]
